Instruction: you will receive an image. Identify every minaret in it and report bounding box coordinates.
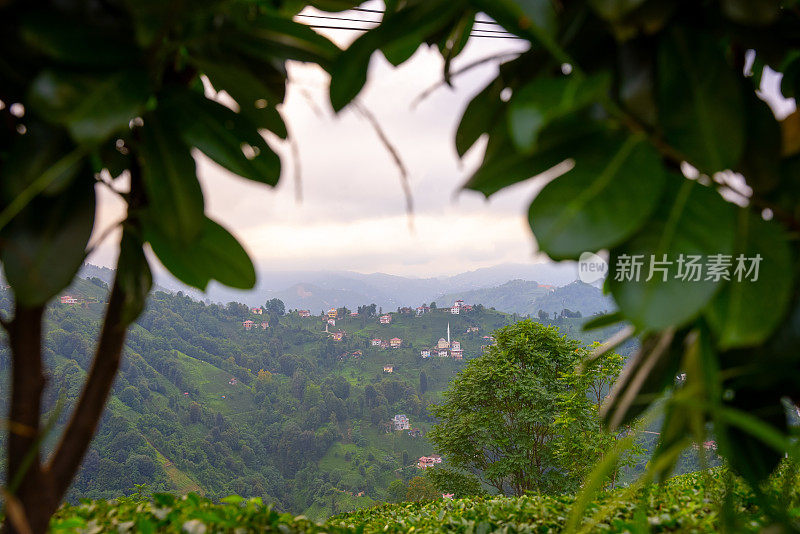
[447,322,450,347]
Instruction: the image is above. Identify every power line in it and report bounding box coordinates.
[296,12,514,36]
[297,12,512,34]
[303,23,523,39]
[349,6,505,27]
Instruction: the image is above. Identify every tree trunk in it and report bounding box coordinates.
[4,304,58,534]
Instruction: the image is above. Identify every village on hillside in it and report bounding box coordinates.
[239,298,493,363]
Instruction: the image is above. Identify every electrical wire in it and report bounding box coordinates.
[297,13,513,35]
[349,6,505,26]
[304,23,523,39]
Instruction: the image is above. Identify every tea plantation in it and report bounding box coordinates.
[44,467,800,533]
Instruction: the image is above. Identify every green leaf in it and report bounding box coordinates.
[19,11,139,67]
[509,73,610,153]
[329,2,463,111]
[607,178,736,330]
[138,114,205,244]
[0,121,81,201]
[720,0,781,26]
[657,27,745,174]
[116,233,153,325]
[159,89,280,186]
[228,14,340,69]
[601,329,683,430]
[463,114,604,197]
[192,60,287,136]
[471,0,557,40]
[456,78,504,157]
[717,391,788,485]
[736,94,781,195]
[528,134,665,259]
[589,0,648,21]
[27,69,149,145]
[705,212,793,349]
[145,217,256,291]
[0,175,95,306]
[582,311,625,331]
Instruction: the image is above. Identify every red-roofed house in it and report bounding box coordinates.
[371,338,382,346]
[298,310,311,317]
[380,314,392,324]
[60,295,78,305]
[417,454,442,469]
[390,337,402,348]
[243,320,254,330]
[331,331,344,341]
[251,307,263,315]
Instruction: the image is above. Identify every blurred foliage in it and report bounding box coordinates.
[326,0,800,523]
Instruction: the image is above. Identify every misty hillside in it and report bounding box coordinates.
[435,280,615,316]
[79,262,581,311]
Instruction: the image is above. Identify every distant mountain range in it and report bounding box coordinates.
[75,262,611,316]
[436,279,614,317]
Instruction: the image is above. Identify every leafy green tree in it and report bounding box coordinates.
[424,466,485,499]
[419,371,428,394]
[387,479,407,503]
[405,476,439,502]
[265,299,286,317]
[429,320,618,495]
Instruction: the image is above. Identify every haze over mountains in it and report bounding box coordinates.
[78,262,611,316]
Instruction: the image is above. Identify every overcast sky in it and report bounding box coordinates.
[89,5,797,280]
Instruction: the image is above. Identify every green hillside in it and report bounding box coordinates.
[0,285,637,520]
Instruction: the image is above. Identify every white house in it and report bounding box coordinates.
[393,414,410,431]
[420,349,431,358]
[380,314,392,324]
[371,338,382,346]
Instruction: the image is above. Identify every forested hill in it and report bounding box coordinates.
[0,283,625,519]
